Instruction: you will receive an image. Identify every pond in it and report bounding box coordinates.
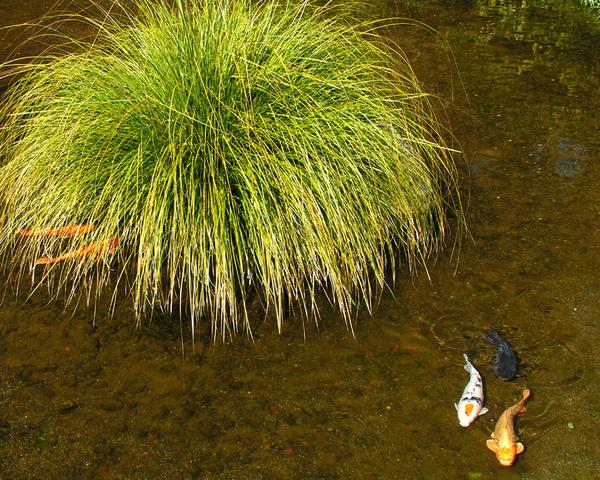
[1,1,599,479]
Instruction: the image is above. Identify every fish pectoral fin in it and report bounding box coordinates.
[486,439,498,453]
[516,442,525,454]
[479,407,489,416]
[454,402,458,411]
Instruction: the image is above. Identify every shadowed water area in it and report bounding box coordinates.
[1,0,599,478]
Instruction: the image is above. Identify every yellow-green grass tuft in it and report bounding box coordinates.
[0,0,461,339]
[581,0,600,19]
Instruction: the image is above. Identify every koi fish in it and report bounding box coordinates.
[36,237,119,265]
[455,354,489,427]
[486,388,530,466]
[482,325,519,381]
[20,224,95,237]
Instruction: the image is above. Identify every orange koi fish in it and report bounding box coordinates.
[36,237,119,265]
[20,224,95,238]
[486,388,530,466]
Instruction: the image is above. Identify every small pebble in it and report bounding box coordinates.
[281,445,294,455]
[58,400,78,413]
[567,422,575,430]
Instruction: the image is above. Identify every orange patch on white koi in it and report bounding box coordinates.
[465,404,474,416]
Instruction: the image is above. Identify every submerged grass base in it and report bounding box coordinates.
[0,0,460,338]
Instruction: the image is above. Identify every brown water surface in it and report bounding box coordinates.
[1,1,600,479]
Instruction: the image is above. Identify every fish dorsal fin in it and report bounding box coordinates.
[516,442,525,454]
[486,439,498,453]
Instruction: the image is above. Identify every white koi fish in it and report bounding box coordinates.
[455,353,489,427]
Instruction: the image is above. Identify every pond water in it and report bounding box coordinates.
[1,1,599,479]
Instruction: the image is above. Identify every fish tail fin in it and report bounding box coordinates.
[482,326,505,347]
[516,388,531,413]
[463,353,471,371]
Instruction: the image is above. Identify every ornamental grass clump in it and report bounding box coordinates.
[581,0,600,19]
[0,0,460,338]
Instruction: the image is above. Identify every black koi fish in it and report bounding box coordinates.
[482,326,519,381]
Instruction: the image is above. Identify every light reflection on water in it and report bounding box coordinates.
[552,137,586,177]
